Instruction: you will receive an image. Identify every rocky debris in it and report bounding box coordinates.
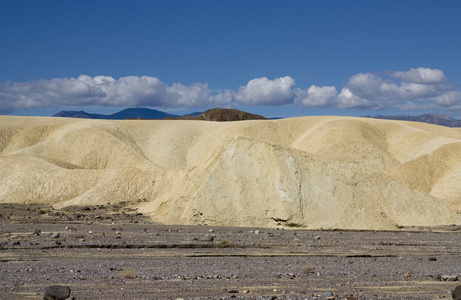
[441,274,459,281]
[2,203,461,299]
[43,285,71,300]
[428,257,437,261]
[51,233,60,239]
[33,229,41,236]
[453,285,461,300]
[403,272,411,278]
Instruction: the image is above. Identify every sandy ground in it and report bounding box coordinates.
[1,203,460,300]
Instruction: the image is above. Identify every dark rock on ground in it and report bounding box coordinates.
[43,285,71,300]
[451,285,461,300]
[453,285,461,300]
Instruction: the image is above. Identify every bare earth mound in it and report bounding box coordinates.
[1,115,460,230]
[165,108,268,121]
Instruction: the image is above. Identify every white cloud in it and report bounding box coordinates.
[0,75,230,114]
[430,91,461,107]
[294,85,337,107]
[234,76,295,106]
[209,90,233,105]
[337,88,380,110]
[1,68,460,115]
[302,69,459,111]
[389,67,446,83]
[344,72,446,103]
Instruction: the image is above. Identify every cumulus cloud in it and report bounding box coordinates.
[294,85,337,107]
[234,76,295,106]
[0,75,225,114]
[389,67,446,83]
[1,68,460,114]
[298,67,460,112]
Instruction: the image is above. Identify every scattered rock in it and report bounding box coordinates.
[51,233,60,239]
[43,285,71,300]
[254,230,260,235]
[453,285,461,300]
[12,241,20,246]
[428,257,437,261]
[207,235,215,242]
[322,291,334,297]
[403,272,411,278]
[33,229,41,236]
[441,275,458,281]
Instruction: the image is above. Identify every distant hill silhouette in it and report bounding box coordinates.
[165,108,268,121]
[53,111,108,119]
[363,114,461,127]
[53,108,180,120]
[54,108,267,121]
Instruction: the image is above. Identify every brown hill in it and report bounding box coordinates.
[165,108,267,121]
[1,115,460,230]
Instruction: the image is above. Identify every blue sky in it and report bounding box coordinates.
[1,0,460,118]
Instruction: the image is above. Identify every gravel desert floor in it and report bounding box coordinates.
[1,203,460,300]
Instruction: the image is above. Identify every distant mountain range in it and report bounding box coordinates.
[363,114,461,127]
[53,108,181,120]
[53,108,461,127]
[53,108,267,121]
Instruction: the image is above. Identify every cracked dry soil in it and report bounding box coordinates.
[1,203,460,300]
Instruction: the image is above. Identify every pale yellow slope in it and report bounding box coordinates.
[142,135,455,230]
[1,115,460,229]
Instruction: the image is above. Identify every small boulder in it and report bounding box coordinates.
[43,285,71,300]
[453,285,461,300]
[51,233,60,239]
[33,229,41,236]
[322,291,334,297]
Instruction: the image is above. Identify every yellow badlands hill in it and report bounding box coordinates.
[1,115,460,230]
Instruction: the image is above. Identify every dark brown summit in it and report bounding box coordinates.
[166,108,268,121]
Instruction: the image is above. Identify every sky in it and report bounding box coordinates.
[1,0,461,119]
